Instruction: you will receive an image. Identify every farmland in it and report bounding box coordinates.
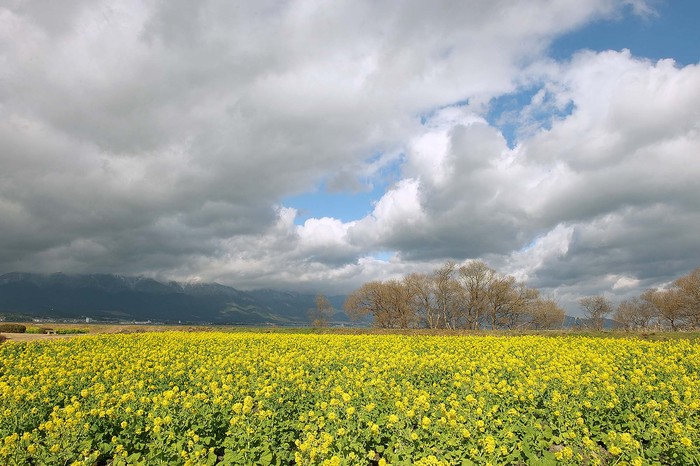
[1,332,699,465]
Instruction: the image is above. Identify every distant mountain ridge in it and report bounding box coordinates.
[0,272,349,325]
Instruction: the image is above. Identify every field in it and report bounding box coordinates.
[1,332,699,465]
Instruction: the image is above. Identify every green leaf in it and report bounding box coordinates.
[258,451,273,466]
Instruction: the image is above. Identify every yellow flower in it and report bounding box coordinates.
[1,331,699,466]
[483,436,495,454]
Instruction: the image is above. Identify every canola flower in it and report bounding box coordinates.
[1,333,699,465]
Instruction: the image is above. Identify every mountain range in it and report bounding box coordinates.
[0,272,350,325]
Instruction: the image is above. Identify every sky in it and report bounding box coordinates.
[1,0,699,314]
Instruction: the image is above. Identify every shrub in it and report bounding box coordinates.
[0,323,26,333]
[26,326,47,334]
[56,328,88,335]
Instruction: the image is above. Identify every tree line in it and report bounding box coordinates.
[341,263,700,331]
[584,267,700,331]
[343,261,565,330]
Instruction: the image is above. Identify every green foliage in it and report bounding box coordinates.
[55,328,88,334]
[25,327,47,334]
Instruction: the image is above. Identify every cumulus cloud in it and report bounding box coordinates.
[2,0,698,314]
[334,49,700,310]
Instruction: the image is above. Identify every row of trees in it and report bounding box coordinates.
[584,267,700,331]
[343,261,565,330]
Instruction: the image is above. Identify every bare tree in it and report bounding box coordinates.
[579,295,613,331]
[675,268,700,328]
[344,281,385,323]
[484,276,540,329]
[485,275,515,329]
[525,298,566,330]
[404,273,438,329]
[457,261,495,330]
[614,296,655,331]
[383,279,417,329]
[344,280,416,329]
[433,262,461,329]
[642,288,686,331]
[308,293,334,327]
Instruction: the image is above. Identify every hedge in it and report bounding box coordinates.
[0,323,26,333]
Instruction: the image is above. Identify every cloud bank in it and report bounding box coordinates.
[1,0,699,312]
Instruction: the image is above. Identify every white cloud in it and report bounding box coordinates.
[349,178,426,248]
[296,217,359,265]
[5,0,700,314]
[611,275,641,290]
[498,224,574,283]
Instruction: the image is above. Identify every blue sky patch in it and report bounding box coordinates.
[284,153,406,225]
[370,251,394,261]
[486,87,576,148]
[284,186,382,225]
[550,0,700,65]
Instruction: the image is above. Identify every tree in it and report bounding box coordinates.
[432,261,461,329]
[344,280,416,329]
[344,281,384,323]
[382,279,417,329]
[614,296,655,331]
[457,261,496,330]
[579,295,612,331]
[525,298,565,330]
[485,276,540,329]
[404,273,439,329]
[642,288,685,331]
[308,293,334,327]
[484,275,515,329]
[674,268,700,327]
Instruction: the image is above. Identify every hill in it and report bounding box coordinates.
[0,272,349,325]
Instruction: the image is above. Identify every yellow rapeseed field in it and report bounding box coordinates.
[1,333,699,465]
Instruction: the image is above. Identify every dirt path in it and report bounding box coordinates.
[2,333,85,343]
